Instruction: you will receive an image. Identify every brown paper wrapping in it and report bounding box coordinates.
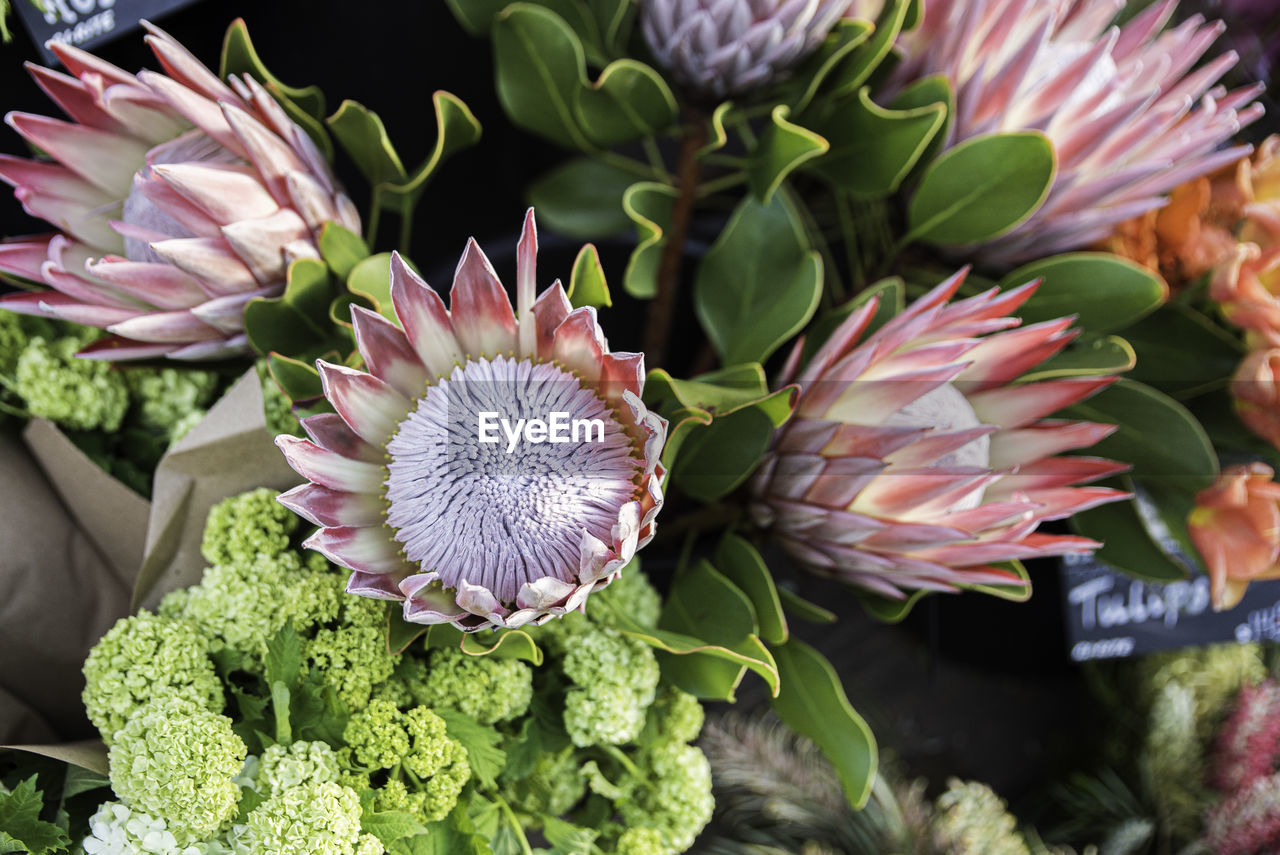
[1,367,301,750]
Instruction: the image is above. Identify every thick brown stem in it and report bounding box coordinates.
[644,114,707,368]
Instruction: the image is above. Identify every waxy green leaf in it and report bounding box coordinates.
[529,158,638,239]
[1001,253,1166,334]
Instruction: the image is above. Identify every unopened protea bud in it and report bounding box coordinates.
[0,23,359,360]
[751,270,1127,601]
[887,0,1264,266]
[641,0,852,101]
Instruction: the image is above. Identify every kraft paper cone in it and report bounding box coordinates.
[0,425,142,742]
[131,367,302,611]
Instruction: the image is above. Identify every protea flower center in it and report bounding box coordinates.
[385,356,642,602]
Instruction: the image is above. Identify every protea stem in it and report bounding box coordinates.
[644,112,707,367]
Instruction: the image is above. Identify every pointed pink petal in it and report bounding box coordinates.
[389,252,463,377]
[304,525,404,575]
[107,309,222,343]
[221,209,310,283]
[4,112,147,198]
[0,236,55,282]
[317,360,410,447]
[148,237,261,295]
[275,435,385,493]
[14,186,122,251]
[142,22,241,105]
[532,280,572,359]
[85,258,208,309]
[988,420,1120,469]
[25,63,128,136]
[968,377,1116,429]
[347,570,406,601]
[517,208,538,357]
[351,305,430,400]
[48,41,137,88]
[796,297,880,387]
[552,307,607,383]
[152,162,279,225]
[74,334,179,360]
[278,482,385,528]
[450,238,517,357]
[221,102,306,207]
[189,285,278,332]
[599,351,644,403]
[301,412,384,462]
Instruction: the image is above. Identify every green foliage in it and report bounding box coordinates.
[123,366,220,442]
[528,158,637,239]
[905,132,1056,245]
[14,332,129,431]
[0,777,71,855]
[246,779,364,855]
[1000,253,1165,334]
[413,648,533,725]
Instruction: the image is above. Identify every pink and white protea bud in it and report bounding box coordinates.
[750,270,1128,601]
[0,23,359,360]
[1232,349,1280,452]
[274,211,666,632]
[886,0,1265,266]
[641,0,852,101]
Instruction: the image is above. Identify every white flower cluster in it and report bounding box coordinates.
[82,802,248,855]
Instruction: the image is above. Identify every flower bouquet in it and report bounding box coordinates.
[0,0,1277,852]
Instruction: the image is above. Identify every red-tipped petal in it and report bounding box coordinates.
[389,252,463,377]
[351,305,429,400]
[450,238,517,357]
[301,412,384,463]
[148,237,261,295]
[275,434,385,493]
[4,112,148,198]
[517,208,538,356]
[85,258,208,310]
[968,377,1116,429]
[304,526,405,575]
[107,309,223,343]
[317,361,410,447]
[152,162,280,225]
[552,307,607,383]
[221,208,310,283]
[278,482,385,528]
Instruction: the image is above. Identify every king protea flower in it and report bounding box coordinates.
[0,23,358,360]
[751,270,1128,600]
[641,0,852,100]
[887,0,1265,266]
[275,211,666,631]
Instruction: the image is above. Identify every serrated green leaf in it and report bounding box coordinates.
[807,86,945,198]
[770,640,877,809]
[567,244,611,308]
[528,158,637,239]
[906,132,1056,245]
[544,815,597,855]
[318,222,371,279]
[0,776,70,855]
[622,181,678,299]
[436,710,506,789]
[265,624,303,687]
[694,191,823,365]
[716,534,788,645]
[1001,252,1166,334]
[748,105,829,203]
[347,253,395,322]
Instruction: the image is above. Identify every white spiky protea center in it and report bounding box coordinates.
[882,383,990,512]
[384,356,642,602]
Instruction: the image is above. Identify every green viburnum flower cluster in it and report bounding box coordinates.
[79,488,713,855]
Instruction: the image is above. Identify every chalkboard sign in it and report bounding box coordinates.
[1061,552,1280,661]
[11,0,202,65]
